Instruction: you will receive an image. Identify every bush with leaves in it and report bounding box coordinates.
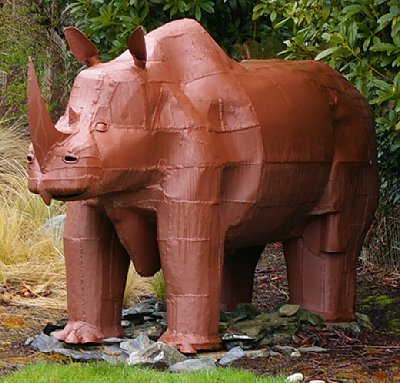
[65,0,285,60]
[65,0,399,206]
[0,2,47,118]
[0,0,76,121]
[253,0,400,206]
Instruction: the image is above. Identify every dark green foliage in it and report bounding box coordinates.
[0,0,76,121]
[0,2,47,118]
[253,0,400,206]
[1,0,398,205]
[65,0,399,205]
[65,0,283,60]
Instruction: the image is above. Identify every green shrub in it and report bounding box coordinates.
[2,2,399,204]
[65,0,399,206]
[65,0,284,60]
[0,3,44,118]
[253,0,400,206]
[150,271,166,301]
[0,0,76,122]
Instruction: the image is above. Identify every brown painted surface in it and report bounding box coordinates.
[27,19,379,353]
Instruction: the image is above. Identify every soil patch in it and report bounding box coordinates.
[0,303,67,375]
[237,244,400,382]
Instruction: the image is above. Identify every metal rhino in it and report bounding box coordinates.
[27,19,378,353]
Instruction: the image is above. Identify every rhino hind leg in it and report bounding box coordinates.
[52,202,130,343]
[283,192,377,321]
[220,246,264,312]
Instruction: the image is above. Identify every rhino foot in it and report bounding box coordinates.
[52,321,104,344]
[158,330,222,354]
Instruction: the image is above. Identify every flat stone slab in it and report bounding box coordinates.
[27,303,374,371]
[26,334,63,353]
[279,304,300,317]
[169,358,217,373]
[299,346,329,353]
[219,346,245,366]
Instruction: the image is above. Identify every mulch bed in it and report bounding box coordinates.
[235,243,400,382]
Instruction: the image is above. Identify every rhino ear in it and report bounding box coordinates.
[64,26,101,67]
[128,26,147,69]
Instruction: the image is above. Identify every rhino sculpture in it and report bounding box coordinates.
[27,19,378,353]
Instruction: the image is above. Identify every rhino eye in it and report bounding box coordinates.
[94,122,108,132]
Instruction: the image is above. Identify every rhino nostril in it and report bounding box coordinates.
[64,155,78,164]
[27,154,34,164]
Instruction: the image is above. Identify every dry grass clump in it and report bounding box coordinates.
[123,265,154,308]
[362,207,400,270]
[0,120,154,309]
[148,271,166,302]
[0,121,66,308]
[0,117,27,165]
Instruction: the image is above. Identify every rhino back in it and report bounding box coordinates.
[222,59,376,247]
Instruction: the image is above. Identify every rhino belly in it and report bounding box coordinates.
[223,161,331,248]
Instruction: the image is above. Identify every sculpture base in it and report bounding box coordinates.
[158,330,222,354]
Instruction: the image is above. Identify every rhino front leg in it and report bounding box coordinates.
[157,201,224,353]
[53,201,130,343]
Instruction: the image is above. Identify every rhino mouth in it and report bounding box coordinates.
[52,192,85,200]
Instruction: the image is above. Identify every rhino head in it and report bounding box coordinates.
[27,27,153,205]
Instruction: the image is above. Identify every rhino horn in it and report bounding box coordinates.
[28,59,68,170]
[128,26,147,69]
[64,26,101,67]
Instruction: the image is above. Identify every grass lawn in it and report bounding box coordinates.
[0,362,286,383]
